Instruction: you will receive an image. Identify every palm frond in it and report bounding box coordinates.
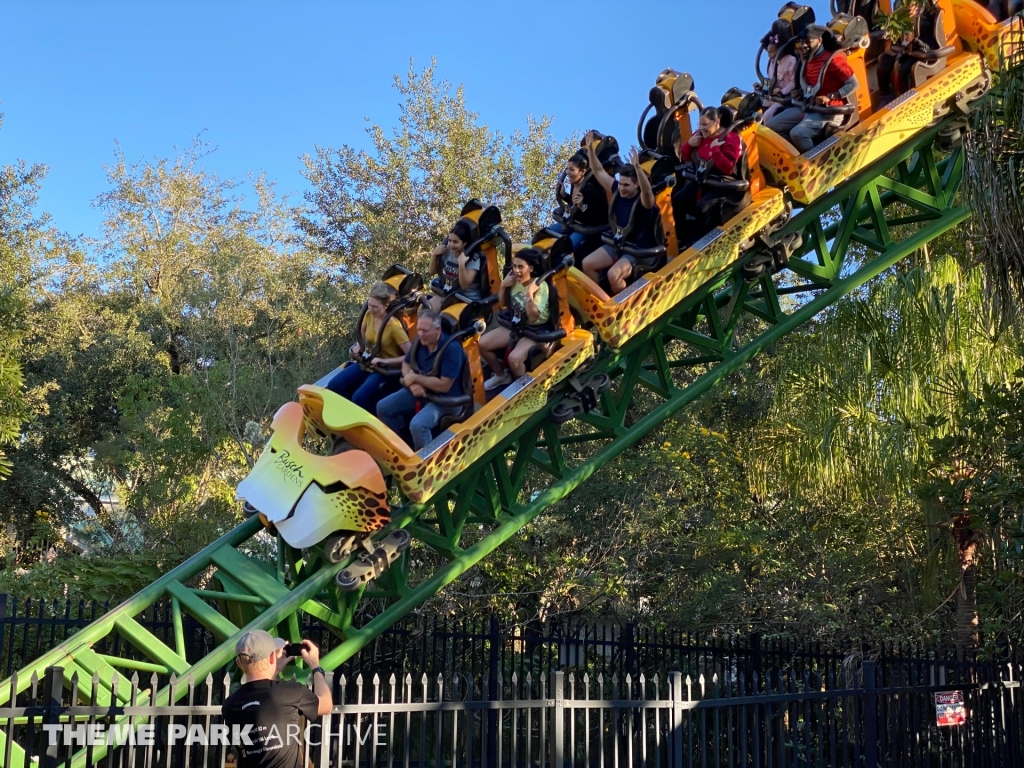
[965,59,1024,321]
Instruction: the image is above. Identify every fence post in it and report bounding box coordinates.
[746,632,761,695]
[0,594,7,677]
[862,660,878,768]
[550,670,564,768]
[487,615,499,767]
[624,622,636,679]
[670,671,683,768]
[41,665,63,768]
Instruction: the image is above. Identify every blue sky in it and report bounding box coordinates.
[1,1,773,240]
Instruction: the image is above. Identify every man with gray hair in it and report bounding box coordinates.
[376,307,467,450]
[221,631,332,768]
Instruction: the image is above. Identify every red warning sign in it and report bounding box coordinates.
[935,691,966,727]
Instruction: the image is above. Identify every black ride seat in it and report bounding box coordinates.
[800,16,871,136]
[777,3,818,39]
[554,133,620,242]
[896,1,957,89]
[756,5,816,113]
[430,200,511,318]
[676,94,754,196]
[638,70,698,160]
[599,154,672,282]
[496,236,577,374]
[498,237,574,342]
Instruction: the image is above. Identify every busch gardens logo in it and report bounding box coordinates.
[272,449,305,487]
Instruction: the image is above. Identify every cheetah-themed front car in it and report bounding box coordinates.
[235,402,411,589]
[236,236,595,590]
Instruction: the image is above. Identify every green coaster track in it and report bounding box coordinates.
[1,34,1019,767]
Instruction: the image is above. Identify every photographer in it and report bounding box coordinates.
[221,630,333,768]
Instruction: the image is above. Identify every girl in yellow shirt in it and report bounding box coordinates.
[325,283,412,412]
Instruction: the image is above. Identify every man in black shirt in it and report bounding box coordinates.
[580,139,660,295]
[221,630,333,768]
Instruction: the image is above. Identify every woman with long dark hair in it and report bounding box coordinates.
[479,248,552,391]
[672,106,749,249]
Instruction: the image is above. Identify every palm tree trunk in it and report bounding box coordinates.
[952,515,979,648]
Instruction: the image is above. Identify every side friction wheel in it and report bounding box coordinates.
[334,529,412,591]
[323,532,357,564]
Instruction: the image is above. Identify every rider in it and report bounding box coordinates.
[552,152,610,255]
[672,106,750,250]
[877,2,933,104]
[580,141,659,295]
[376,308,467,451]
[429,220,482,309]
[325,282,412,412]
[760,31,798,122]
[984,0,1022,21]
[479,247,552,391]
[765,25,860,153]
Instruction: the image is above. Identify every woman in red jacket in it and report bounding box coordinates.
[672,107,750,250]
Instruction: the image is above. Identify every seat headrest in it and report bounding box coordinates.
[547,236,575,270]
[649,86,669,111]
[777,3,816,39]
[476,205,501,236]
[734,92,764,122]
[460,199,484,216]
[917,5,946,49]
[457,204,502,246]
[654,69,695,105]
[380,263,424,297]
[439,294,487,330]
[646,155,677,186]
[827,14,870,48]
[582,132,622,172]
[718,105,738,130]
[439,313,458,335]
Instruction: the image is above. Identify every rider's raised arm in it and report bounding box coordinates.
[587,136,615,194]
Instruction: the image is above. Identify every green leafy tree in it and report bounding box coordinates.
[0,159,49,481]
[299,60,577,280]
[86,138,347,542]
[965,64,1024,319]
[750,244,1024,645]
[920,376,1024,652]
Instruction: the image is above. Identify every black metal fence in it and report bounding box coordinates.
[1,656,1021,767]
[0,594,860,684]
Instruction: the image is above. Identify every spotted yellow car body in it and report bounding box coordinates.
[298,328,595,504]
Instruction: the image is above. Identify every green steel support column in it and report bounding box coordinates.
[170,596,185,660]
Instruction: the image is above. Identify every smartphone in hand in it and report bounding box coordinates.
[284,643,305,657]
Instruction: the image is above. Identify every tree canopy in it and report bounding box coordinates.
[1,61,1022,654]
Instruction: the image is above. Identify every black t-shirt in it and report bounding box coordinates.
[571,177,610,229]
[222,679,321,768]
[610,181,659,249]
